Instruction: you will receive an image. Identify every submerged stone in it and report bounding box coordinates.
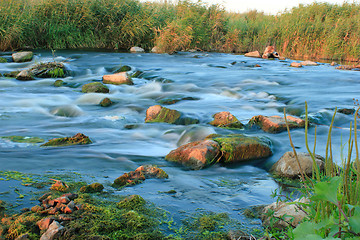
[290,62,302,68]
[54,80,64,87]
[271,151,325,178]
[1,136,44,143]
[165,139,221,170]
[12,51,33,63]
[82,82,109,93]
[80,183,104,193]
[112,165,168,188]
[248,115,305,133]
[337,108,355,115]
[209,111,243,129]
[50,105,83,117]
[100,97,113,107]
[41,133,92,147]
[211,134,272,164]
[145,105,199,125]
[157,96,200,105]
[300,60,318,66]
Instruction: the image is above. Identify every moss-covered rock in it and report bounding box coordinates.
[12,51,33,63]
[115,65,132,73]
[117,195,146,210]
[82,82,109,93]
[210,134,272,164]
[145,105,199,125]
[1,136,44,143]
[54,80,64,87]
[80,183,104,193]
[209,111,243,129]
[50,179,69,192]
[41,133,92,147]
[16,70,34,81]
[112,165,168,188]
[30,62,66,78]
[99,98,112,107]
[165,139,221,170]
[0,57,7,63]
[157,95,200,105]
[248,115,305,133]
[4,71,20,78]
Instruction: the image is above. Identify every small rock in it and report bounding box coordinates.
[151,46,161,53]
[262,46,280,59]
[249,115,305,133]
[16,70,34,81]
[271,151,325,178]
[145,105,199,125]
[165,139,221,170]
[130,46,145,53]
[337,108,355,115]
[37,217,56,231]
[261,198,308,229]
[41,133,92,147]
[336,64,360,70]
[113,165,168,188]
[254,64,261,67]
[330,61,337,66]
[290,62,302,68]
[64,201,75,214]
[80,183,104,193]
[300,60,318,66]
[54,80,64,87]
[50,179,69,192]
[12,51,33,63]
[100,98,112,107]
[102,72,133,85]
[209,111,243,129]
[114,65,131,73]
[40,221,64,240]
[82,82,109,93]
[244,51,261,58]
[55,196,70,204]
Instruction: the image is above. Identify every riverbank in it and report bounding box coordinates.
[1,0,360,62]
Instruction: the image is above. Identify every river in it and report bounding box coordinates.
[0,50,358,229]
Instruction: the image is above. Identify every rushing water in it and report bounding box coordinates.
[0,50,359,226]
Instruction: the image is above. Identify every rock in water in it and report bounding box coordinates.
[16,70,34,80]
[41,133,92,147]
[244,51,261,58]
[30,62,66,78]
[12,51,33,63]
[82,82,109,93]
[145,105,199,125]
[209,111,243,129]
[102,72,133,85]
[112,165,168,188]
[248,115,305,133]
[290,62,302,68]
[211,134,272,164]
[270,151,325,178]
[80,183,104,193]
[130,46,145,53]
[165,139,221,170]
[262,46,280,59]
[300,60,318,66]
[100,97,113,107]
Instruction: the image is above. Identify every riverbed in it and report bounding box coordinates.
[0,50,358,229]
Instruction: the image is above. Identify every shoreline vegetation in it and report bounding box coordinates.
[1,0,360,62]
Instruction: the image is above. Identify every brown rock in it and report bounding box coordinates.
[336,64,360,70]
[261,198,308,229]
[262,46,279,59]
[249,115,305,133]
[54,196,70,204]
[270,151,325,178]
[31,205,44,213]
[64,201,75,214]
[40,221,64,240]
[330,61,337,66]
[165,139,221,170]
[300,60,318,66]
[41,133,92,147]
[37,217,56,231]
[135,165,169,179]
[38,192,52,202]
[244,51,261,58]
[209,111,243,129]
[290,62,302,68]
[16,70,34,81]
[102,72,133,85]
[49,179,69,192]
[145,105,199,125]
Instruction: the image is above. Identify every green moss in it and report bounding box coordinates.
[82,82,109,93]
[80,183,104,193]
[0,57,7,63]
[1,136,44,144]
[131,70,143,78]
[0,171,36,185]
[117,195,146,210]
[147,107,182,124]
[115,65,132,73]
[41,133,92,147]
[3,71,20,78]
[48,68,65,78]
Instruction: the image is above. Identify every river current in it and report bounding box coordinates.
[0,50,359,226]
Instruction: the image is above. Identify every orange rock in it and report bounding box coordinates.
[145,105,163,122]
[165,139,221,170]
[209,111,243,129]
[145,105,198,125]
[290,62,302,68]
[249,115,305,133]
[244,51,261,58]
[50,179,69,192]
[262,46,279,59]
[102,72,133,85]
[300,60,318,66]
[37,217,55,230]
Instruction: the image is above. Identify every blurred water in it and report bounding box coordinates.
[0,50,358,224]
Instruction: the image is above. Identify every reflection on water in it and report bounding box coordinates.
[0,50,358,223]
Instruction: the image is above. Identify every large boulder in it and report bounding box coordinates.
[209,111,243,129]
[102,72,133,85]
[211,134,272,164]
[249,115,305,133]
[40,221,64,240]
[112,165,168,188]
[244,51,261,58]
[262,46,279,59]
[82,82,109,93]
[41,133,92,147]
[12,51,33,63]
[271,151,325,178]
[165,139,221,170]
[145,105,199,125]
[130,46,145,53]
[261,198,308,229]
